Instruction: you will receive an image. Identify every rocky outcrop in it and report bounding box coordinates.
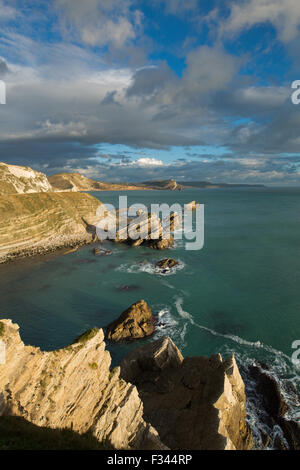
[93,247,112,256]
[113,212,174,250]
[0,319,257,451]
[185,200,200,210]
[0,162,53,195]
[0,319,166,450]
[106,300,155,342]
[156,258,179,271]
[120,337,253,450]
[0,192,103,263]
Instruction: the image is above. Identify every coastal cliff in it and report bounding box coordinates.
[0,163,53,195]
[0,192,103,263]
[0,320,252,450]
[0,319,166,450]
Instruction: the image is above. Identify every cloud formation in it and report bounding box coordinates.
[0,0,300,184]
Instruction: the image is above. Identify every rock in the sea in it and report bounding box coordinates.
[93,247,112,256]
[120,337,253,450]
[155,258,179,270]
[148,235,174,250]
[185,200,200,211]
[162,212,182,232]
[0,319,167,450]
[106,300,155,342]
[114,212,174,250]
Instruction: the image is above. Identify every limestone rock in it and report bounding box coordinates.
[120,337,253,450]
[155,258,179,270]
[185,201,200,211]
[106,300,155,342]
[121,337,184,384]
[0,319,167,450]
[93,247,112,256]
[148,235,174,250]
[162,212,182,232]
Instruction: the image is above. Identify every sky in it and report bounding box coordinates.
[1,0,300,184]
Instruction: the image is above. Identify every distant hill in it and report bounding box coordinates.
[48,173,182,192]
[178,181,265,189]
[0,162,52,195]
[141,179,183,190]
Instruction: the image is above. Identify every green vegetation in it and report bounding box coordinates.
[73,327,99,344]
[0,416,111,450]
[88,362,98,370]
[109,367,119,379]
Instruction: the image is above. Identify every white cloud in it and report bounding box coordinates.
[0,1,18,21]
[133,157,165,167]
[55,0,141,49]
[223,0,300,43]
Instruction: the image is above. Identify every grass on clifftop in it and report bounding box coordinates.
[73,327,99,344]
[0,416,111,450]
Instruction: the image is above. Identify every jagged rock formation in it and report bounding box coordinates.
[185,200,200,210]
[0,162,53,195]
[0,320,257,450]
[120,337,254,450]
[0,319,167,450]
[113,212,174,250]
[0,192,103,263]
[106,300,155,342]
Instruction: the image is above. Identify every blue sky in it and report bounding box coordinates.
[1,0,300,184]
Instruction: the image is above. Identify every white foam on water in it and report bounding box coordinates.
[175,297,291,362]
[154,306,187,347]
[174,296,300,450]
[116,260,185,276]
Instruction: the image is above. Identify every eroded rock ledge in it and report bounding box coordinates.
[0,320,254,450]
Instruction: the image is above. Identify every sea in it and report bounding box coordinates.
[0,187,299,448]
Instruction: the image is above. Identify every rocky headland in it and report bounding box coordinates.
[0,318,255,450]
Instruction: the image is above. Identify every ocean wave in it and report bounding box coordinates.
[154,306,187,348]
[174,297,291,362]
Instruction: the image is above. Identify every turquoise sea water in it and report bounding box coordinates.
[0,188,299,441]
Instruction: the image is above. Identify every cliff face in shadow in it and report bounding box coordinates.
[0,192,103,263]
[120,337,253,450]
